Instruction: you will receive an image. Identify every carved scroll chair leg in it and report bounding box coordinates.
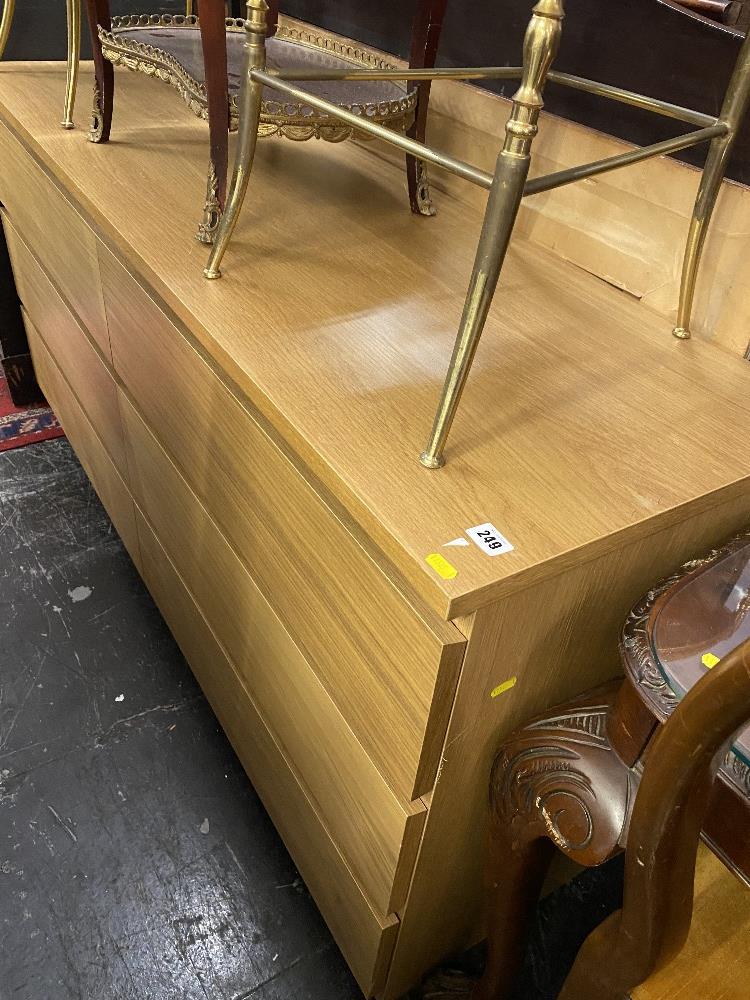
[417,680,633,999]
[0,0,15,60]
[62,0,81,129]
[476,681,634,999]
[672,28,750,340]
[406,0,448,217]
[197,0,231,244]
[204,0,268,279]
[419,0,564,469]
[84,0,114,143]
[559,638,750,1000]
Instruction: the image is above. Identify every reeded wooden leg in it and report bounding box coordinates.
[672,29,750,340]
[0,0,15,60]
[196,0,230,244]
[204,0,268,278]
[419,0,564,469]
[406,0,447,216]
[84,0,114,143]
[61,0,81,128]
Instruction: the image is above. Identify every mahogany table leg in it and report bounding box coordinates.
[197,0,230,244]
[406,0,448,216]
[84,0,113,143]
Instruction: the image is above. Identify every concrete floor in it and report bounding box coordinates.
[0,439,623,1000]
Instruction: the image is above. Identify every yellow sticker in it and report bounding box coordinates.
[701,652,720,669]
[425,552,458,580]
[491,677,518,698]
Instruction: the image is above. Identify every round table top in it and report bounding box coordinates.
[652,540,750,765]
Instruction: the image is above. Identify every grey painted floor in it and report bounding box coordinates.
[0,439,362,1000]
[0,438,623,1000]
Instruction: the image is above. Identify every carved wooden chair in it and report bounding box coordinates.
[82,1,447,243]
[422,529,750,999]
[0,0,81,128]
[204,1,750,470]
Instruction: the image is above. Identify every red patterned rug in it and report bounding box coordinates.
[0,368,65,452]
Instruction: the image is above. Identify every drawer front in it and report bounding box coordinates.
[5,215,127,476]
[136,513,399,997]
[121,391,426,918]
[101,247,465,801]
[26,317,140,568]
[0,120,110,357]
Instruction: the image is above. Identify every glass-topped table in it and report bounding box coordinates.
[652,539,750,766]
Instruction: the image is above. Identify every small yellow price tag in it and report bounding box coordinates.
[701,652,720,669]
[425,553,458,580]
[490,677,518,698]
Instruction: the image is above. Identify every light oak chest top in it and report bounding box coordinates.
[1,62,749,619]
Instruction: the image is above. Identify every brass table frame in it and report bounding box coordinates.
[204,0,750,469]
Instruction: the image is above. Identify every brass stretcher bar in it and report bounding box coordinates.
[206,0,750,470]
[255,71,727,197]
[266,64,718,128]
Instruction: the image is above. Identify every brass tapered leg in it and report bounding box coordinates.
[0,0,15,59]
[61,0,81,128]
[420,0,565,469]
[673,30,750,340]
[204,0,268,280]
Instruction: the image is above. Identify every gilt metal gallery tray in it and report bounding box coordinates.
[98,15,419,141]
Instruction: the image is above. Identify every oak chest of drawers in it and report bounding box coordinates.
[2,61,750,998]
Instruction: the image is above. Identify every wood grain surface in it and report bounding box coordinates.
[0,107,109,357]
[120,389,427,919]
[101,242,465,803]
[0,64,748,620]
[25,319,141,567]
[4,216,127,474]
[384,492,750,998]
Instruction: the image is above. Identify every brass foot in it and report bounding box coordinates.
[61,120,75,129]
[195,225,216,246]
[415,160,437,217]
[419,451,445,470]
[197,160,222,245]
[88,82,106,142]
[672,326,691,340]
[203,267,222,280]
